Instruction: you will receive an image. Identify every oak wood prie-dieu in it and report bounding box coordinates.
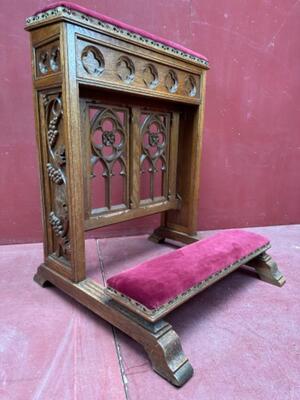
[26,3,285,386]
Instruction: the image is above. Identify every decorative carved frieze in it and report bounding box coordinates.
[76,40,201,102]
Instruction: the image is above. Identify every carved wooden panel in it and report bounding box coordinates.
[35,39,61,77]
[184,75,197,97]
[41,92,70,262]
[88,105,129,213]
[140,112,170,202]
[81,45,105,76]
[165,70,178,93]
[116,56,135,83]
[76,38,201,102]
[143,64,159,89]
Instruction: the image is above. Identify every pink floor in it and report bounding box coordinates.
[1,225,299,400]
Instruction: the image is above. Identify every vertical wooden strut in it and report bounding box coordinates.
[60,23,86,282]
[150,72,208,244]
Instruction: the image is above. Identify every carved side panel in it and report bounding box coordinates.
[42,93,70,262]
[140,112,170,201]
[35,39,61,77]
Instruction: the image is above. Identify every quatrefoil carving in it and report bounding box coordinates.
[81,46,105,76]
[185,75,197,97]
[116,56,135,84]
[165,70,178,93]
[143,64,159,89]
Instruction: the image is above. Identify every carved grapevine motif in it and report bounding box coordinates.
[43,93,70,260]
[49,211,67,237]
[47,163,64,184]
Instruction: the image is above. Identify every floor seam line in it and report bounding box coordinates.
[96,239,107,286]
[112,327,131,400]
[96,239,130,398]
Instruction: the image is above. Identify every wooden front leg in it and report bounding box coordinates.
[144,327,193,386]
[246,252,286,287]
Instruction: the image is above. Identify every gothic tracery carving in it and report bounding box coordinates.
[81,46,105,76]
[143,64,159,89]
[36,41,60,76]
[185,75,197,97]
[116,56,135,83]
[90,107,128,209]
[165,70,178,93]
[140,113,168,200]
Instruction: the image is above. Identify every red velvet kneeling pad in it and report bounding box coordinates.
[107,230,269,310]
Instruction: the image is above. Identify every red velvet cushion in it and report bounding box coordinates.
[107,230,269,310]
[35,2,208,62]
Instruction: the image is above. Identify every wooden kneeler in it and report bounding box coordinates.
[26,2,285,387]
[35,229,285,386]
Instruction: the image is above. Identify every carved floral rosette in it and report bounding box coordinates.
[42,93,71,261]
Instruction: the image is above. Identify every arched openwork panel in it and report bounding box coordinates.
[89,106,129,211]
[140,112,169,201]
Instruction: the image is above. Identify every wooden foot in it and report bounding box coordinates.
[246,252,286,287]
[149,227,199,245]
[144,327,193,386]
[34,264,193,387]
[33,266,53,287]
[148,230,166,244]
